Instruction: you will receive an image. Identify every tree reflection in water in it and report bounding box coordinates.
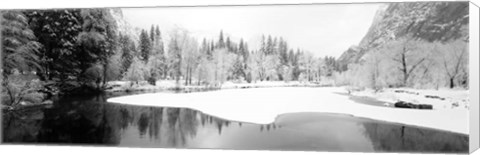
[361,120,468,153]
[137,113,149,136]
[1,92,469,153]
[2,108,44,143]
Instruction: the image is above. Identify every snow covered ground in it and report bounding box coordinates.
[350,88,470,110]
[107,87,469,135]
[106,80,330,92]
[221,81,331,89]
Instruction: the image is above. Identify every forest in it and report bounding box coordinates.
[1,8,338,110]
[0,3,470,111]
[336,2,469,91]
[336,36,469,91]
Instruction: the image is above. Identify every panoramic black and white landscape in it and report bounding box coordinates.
[1,2,470,153]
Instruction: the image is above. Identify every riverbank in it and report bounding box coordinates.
[349,87,470,110]
[107,87,469,134]
[105,80,332,93]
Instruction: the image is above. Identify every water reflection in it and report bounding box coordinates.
[361,121,469,153]
[2,92,469,153]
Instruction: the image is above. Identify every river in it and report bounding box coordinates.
[1,90,469,153]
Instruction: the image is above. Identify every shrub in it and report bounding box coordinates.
[2,73,45,109]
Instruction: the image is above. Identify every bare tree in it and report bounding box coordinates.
[436,40,468,88]
[386,37,431,87]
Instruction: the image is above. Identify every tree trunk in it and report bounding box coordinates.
[401,53,408,87]
[188,68,193,85]
[450,77,455,88]
[103,62,108,89]
[197,69,201,85]
[184,65,189,86]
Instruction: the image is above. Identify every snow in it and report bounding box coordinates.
[351,88,470,110]
[106,80,329,92]
[106,80,179,92]
[221,81,332,89]
[107,87,469,135]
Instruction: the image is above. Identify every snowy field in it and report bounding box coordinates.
[107,86,469,135]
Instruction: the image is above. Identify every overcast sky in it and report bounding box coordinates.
[122,3,382,58]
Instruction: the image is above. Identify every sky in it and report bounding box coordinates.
[122,3,382,58]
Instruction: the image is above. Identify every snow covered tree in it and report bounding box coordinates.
[150,25,155,42]
[298,51,316,82]
[211,48,236,84]
[362,49,385,90]
[384,36,432,87]
[153,25,164,56]
[266,35,273,55]
[2,72,44,109]
[145,25,166,83]
[435,39,468,88]
[139,30,152,63]
[225,36,233,52]
[123,57,149,86]
[278,37,289,66]
[238,39,249,62]
[105,49,122,81]
[168,32,182,84]
[76,8,118,89]
[280,65,294,82]
[1,11,45,108]
[24,9,83,81]
[167,27,198,85]
[118,33,136,76]
[181,34,199,85]
[216,30,225,49]
[231,55,246,81]
[1,11,42,76]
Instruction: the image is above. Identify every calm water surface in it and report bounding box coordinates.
[2,91,469,153]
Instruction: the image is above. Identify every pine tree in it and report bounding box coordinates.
[155,25,161,36]
[1,11,46,108]
[238,39,249,61]
[24,9,83,81]
[1,11,42,75]
[266,35,273,55]
[150,25,155,42]
[258,35,265,56]
[119,33,136,75]
[210,40,215,55]
[272,37,278,55]
[153,26,164,56]
[139,29,152,63]
[216,30,225,49]
[200,38,209,56]
[278,38,289,65]
[76,8,118,88]
[225,36,232,52]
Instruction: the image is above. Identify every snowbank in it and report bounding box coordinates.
[107,80,181,92]
[106,80,329,92]
[221,81,331,89]
[351,88,470,110]
[107,87,469,134]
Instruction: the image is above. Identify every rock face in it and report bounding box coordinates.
[337,2,469,71]
[110,8,141,45]
[337,45,364,71]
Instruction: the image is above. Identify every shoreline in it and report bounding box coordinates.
[107,86,469,135]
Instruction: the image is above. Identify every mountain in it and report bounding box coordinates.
[337,2,469,71]
[110,8,141,45]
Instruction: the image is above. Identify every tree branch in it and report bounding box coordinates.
[407,58,425,77]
